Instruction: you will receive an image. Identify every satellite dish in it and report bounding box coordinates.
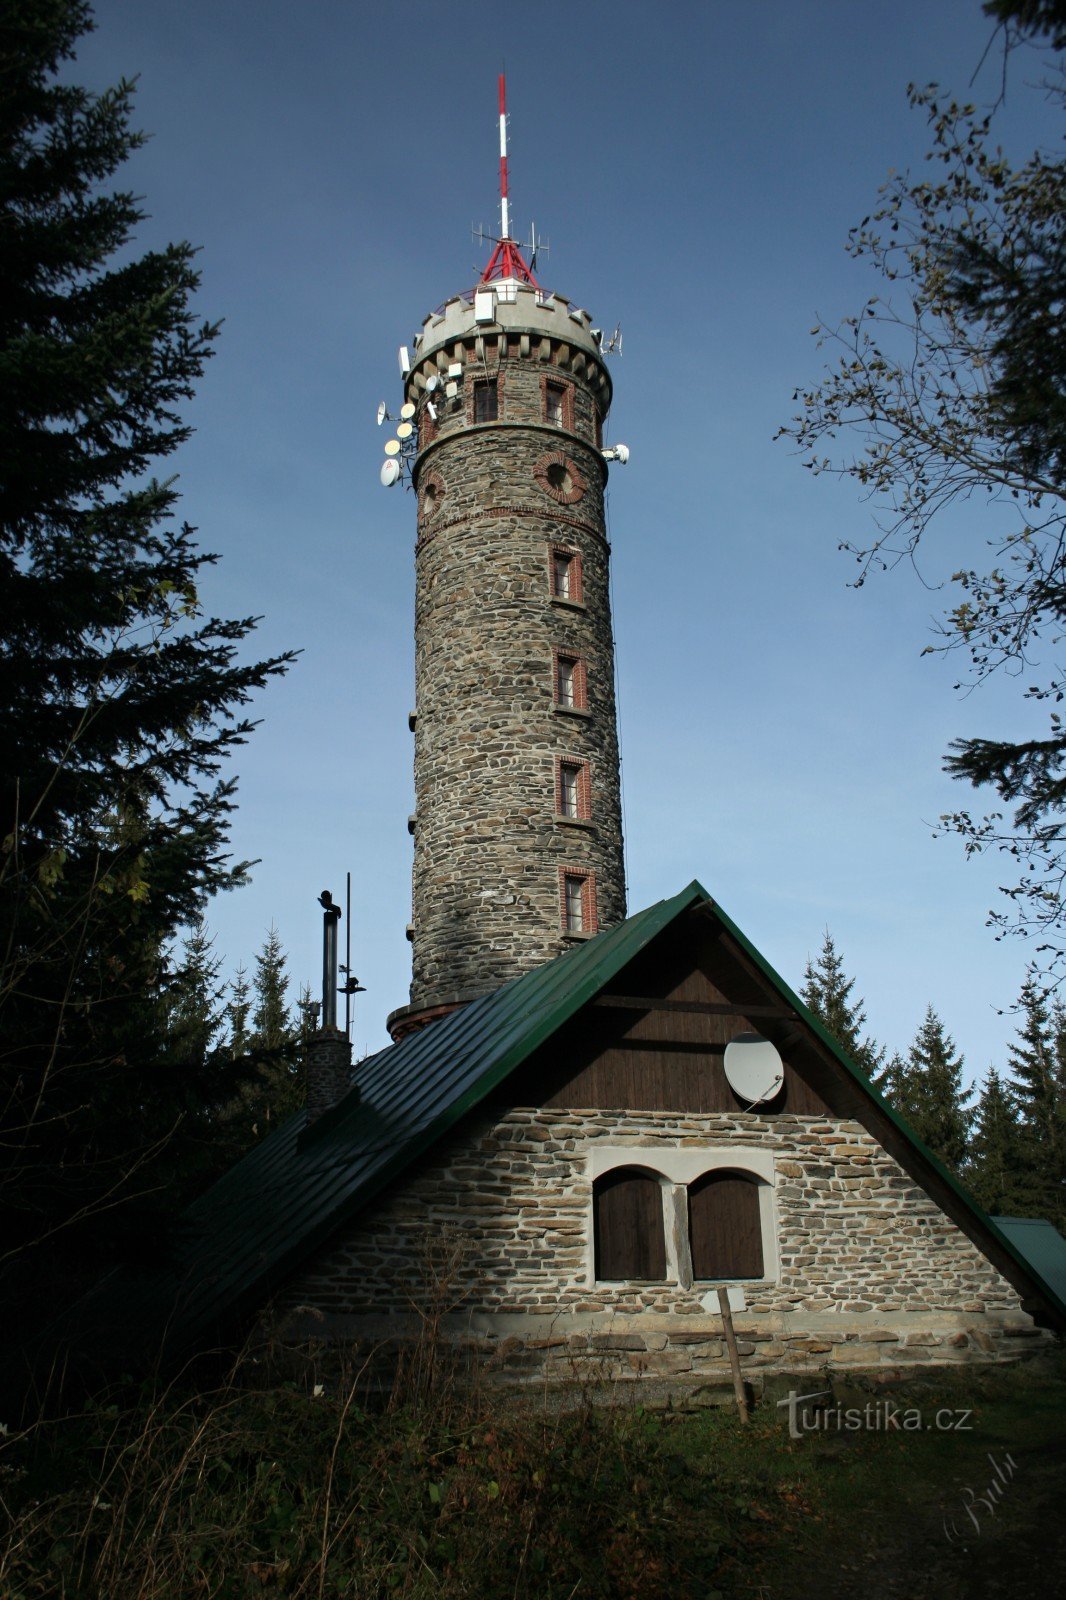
[396,421,414,440]
[425,375,440,395]
[400,401,416,420]
[380,458,401,487]
[723,1034,785,1106]
[376,401,389,427]
[384,438,401,457]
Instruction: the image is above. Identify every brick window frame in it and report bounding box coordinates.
[419,468,445,525]
[559,866,598,936]
[555,756,592,822]
[469,373,502,424]
[549,544,584,605]
[542,375,574,432]
[553,649,588,712]
[534,450,585,506]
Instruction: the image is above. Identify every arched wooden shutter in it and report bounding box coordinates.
[593,1167,666,1281]
[688,1171,764,1279]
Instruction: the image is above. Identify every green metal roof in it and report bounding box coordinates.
[992,1217,1066,1308]
[142,883,708,1355]
[102,879,1065,1356]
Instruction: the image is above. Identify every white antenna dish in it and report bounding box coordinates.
[426,375,440,395]
[400,402,416,420]
[723,1034,785,1106]
[380,458,401,487]
[396,421,414,440]
[384,438,401,457]
[602,443,630,465]
[376,401,390,427]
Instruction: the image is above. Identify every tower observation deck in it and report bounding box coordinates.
[385,90,627,1041]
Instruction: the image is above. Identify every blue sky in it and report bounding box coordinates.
[72,0,1060,1079]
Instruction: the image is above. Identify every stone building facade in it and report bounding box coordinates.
[279,1102,1045,1389]
[277,894,1058,1392]
[388,286,626,1040]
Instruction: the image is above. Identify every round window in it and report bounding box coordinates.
[534,452,585,506]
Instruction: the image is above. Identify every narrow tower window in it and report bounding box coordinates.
[560,868,596,935]
[550,546,583,603]
[474,378,498,422]
[564,873,585,932]
[542,377,573,432]
[556,758,591,821]
[554,652,587,711]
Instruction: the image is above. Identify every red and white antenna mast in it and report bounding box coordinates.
[479,73,539,286]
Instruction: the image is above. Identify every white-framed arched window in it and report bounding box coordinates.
[588,1147,777,1287]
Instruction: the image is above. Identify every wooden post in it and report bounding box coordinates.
[717,1285,750,1424]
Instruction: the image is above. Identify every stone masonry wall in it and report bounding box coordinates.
[277,1108,1050,1383]
[406,306,626,1011]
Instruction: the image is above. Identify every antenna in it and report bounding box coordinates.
[376,401,390,426]
[477,74,539,287]
[345,870,352,1039]
[498,70,510,242]
[605,324,623,356]
[336,870,365,1040]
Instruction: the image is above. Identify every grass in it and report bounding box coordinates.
[0,1348,1062,1598]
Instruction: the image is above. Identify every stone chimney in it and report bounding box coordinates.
[304,1026,354,1125]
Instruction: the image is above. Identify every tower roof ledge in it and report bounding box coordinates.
[412,283,607,378]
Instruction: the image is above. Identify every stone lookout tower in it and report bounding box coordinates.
[385,78,628,1041]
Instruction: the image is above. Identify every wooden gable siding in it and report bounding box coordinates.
[502,909,834,1115]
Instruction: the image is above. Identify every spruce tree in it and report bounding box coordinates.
[966,1068,1026,1216]
[893,1006,973,1173]
[0,2,293,1298]
[251,925,293,1053]
[227,963,252,1061]
[247,926,302,1131]
[1006,979,1066,1225]
[164,921,225,1071]
[801,931,884,1077]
